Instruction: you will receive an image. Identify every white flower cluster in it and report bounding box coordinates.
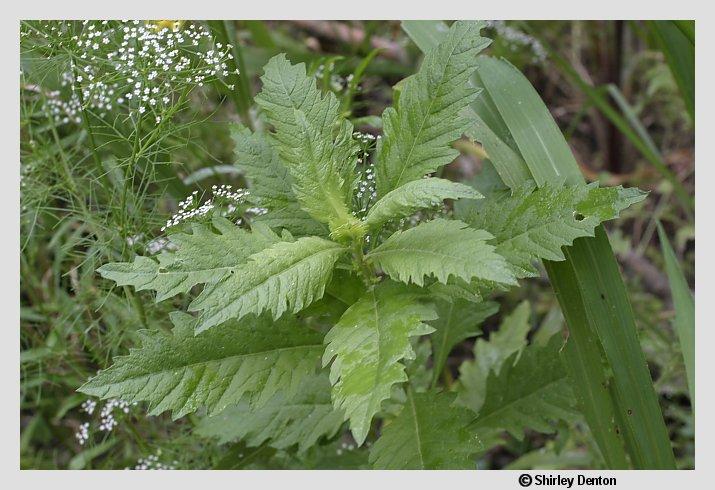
[335,440,357,456]
[314,62,354,93]
[355,163,376,212]
[245,206,269,216]
[353,131,377,145]
[161,185,254,231]
[72,397,137,448]
[146,236,175,254]
[98,398,133,432]
[28,20,233,125]
[129,450,178,470]
[81,399,97,415]
[42,88,84,124]
[75,422,90,445]
[485,20,547,63]
[352,131,379,217]
[212,183,249,202]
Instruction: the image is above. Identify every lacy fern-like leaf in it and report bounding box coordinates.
[457,301,532,412]
[365,178,482,230]
[195,372,344,453]
[375,21,490,196]
[189,236,347,332]
[78,312,324,419]
[462,181,647,278]
[366,219,516,287]
[322,281,437,445]
[255,54,360,235]
[430,299,498,385]
[231,125,327,236]
[369,390,482,469]
[97,218,280,302]
[472,335,579,445]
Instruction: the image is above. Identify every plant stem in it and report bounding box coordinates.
[207,20,254,130]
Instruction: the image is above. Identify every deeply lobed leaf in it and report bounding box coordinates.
[97,218,280,302]
[367,219,516,287]
[189,236,347,332]
[322,281,437,445]
[376,20,490,196]
[457,301,532,412]
[196,371,344,453]
[255,54,360,235]
[471,335,579,446]
[461,181,647,278]
[79,312,324,419]
[369,390,482,469]
[365,177,482,230]
[231,125,327,236]
[430,298,498,385]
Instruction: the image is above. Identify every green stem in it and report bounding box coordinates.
[71,61,106,187]
[351,239,376,286]
[207,20,254,129]
[123,286,149,330]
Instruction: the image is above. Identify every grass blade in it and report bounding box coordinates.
[657,222,695,405]
[547,258,629,468]
[402,20,676,469]
[648,21,695,121]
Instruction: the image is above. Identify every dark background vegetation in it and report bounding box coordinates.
[20,20,694,469]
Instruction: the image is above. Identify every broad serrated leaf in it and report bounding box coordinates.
[462,181,647,278]
[456,301,532,412]
[230,124,294,209]
[195,371,344,453]
[366,219,516,287]
[369,390,481,469]
[322,281,437,445]
[78,312,324,419]
[472,335,579,445]
[231,125,327,236]
[289,111,364,238]
[255,54,360,233]
[376,21,490,196]
[430,299,498,385]
[97,218,280,302]
[189,236,347,332]
[365,177,481,230]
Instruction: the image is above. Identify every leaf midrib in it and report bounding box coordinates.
[475,376,571,429]
[90,343,323,389]
[388,30,468,192]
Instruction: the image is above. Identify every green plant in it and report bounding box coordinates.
[80,21,649,469]
[404,19,677,469]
